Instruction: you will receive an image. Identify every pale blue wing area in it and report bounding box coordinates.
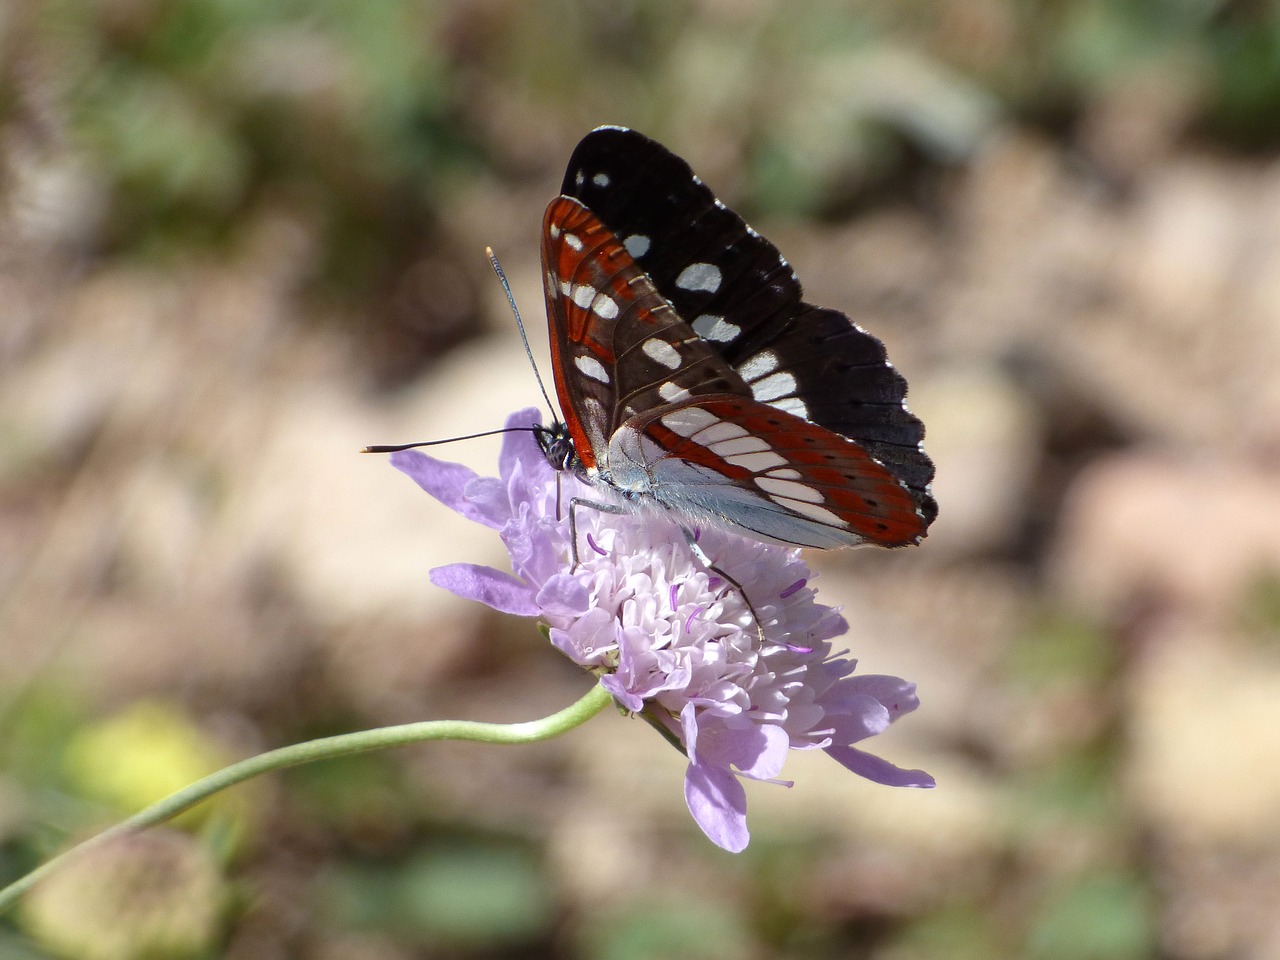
[601,425,864,549]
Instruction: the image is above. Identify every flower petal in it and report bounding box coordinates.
[390,451,501,529]
[536,575,591,618]
[549,608,617,666]
[462,476,513,528]
[732,723,790,781]
[600,674,644,712]
[825,694,891,745]
[844,675,922,720]
[684,760,750,853]
[824,744,936,788]
[428,563,539,616]
[499,408,546,481]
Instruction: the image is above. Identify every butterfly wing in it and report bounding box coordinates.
[542,198,929,547]
[561,126,936,527]
[609,397,927,548]
[541,196,747,471]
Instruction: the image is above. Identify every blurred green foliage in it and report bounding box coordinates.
[18,0,1280,279]
[32,0,479,293]
[1241,568,1280,646]
[319,841,555,949]
[1006,612,1118,692]
[62,700,243,831]
[578,897,753,960]
[0,689,237,959]
[1027,870,1155,960]
[894,905,1007,960]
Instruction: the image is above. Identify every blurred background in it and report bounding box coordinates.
[3,1,1280,958]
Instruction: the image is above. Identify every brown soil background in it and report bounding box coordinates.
[3,3,1280,958]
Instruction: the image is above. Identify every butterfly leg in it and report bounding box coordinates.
[681,529,767,644]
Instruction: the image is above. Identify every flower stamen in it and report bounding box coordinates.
[684,606,704,636]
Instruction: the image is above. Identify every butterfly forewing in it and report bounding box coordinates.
[541,197,749,469]
[561,126,800,353]
[562,126,936,529]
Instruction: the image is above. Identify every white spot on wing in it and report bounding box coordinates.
[624,234,650,258]
[592,172,610,187]
[752,371,798,402]
[574,170,585,187]
[572,284,599,310]
[756,476,824,503]
[549,223,561,239]
[738,351,779,381]
[692,314,740,343]
[658,382,691,402]
[642,338,682,369]
[574,355,610,383]
[726,450,788,472]
[769,468,803,480]
[591,291,619,320]
[768,396,809,419]
[661,407,719,437]
[783,499,847,527]
[564,233,583,251]
[711,435,771,457]
[675,262,722,293]
[695,421,749,444]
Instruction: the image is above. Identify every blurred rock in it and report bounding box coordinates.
[1078,58,1204,180]
[244,333,541,626]
[1160,844,1280,960]
[22,829,228,960]
[1124,160,1241,333]
[907,366,1040,558]
[1127,627,1280,847]
[1050,452,1280,618]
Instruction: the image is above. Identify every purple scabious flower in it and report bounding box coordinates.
[392,408,933,852]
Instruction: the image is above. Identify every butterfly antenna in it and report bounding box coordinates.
[487,247,558,418]
[362,426,538,454]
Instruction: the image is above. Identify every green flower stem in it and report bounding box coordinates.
[0,682,614,915]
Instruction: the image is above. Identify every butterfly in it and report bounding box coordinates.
[532,126,936,551]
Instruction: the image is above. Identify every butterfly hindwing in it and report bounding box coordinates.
[622,397,928,548]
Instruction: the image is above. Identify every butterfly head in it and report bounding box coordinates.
[534,419,581,476]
